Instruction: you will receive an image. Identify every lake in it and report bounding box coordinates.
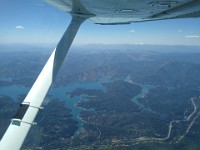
[0,76,159,132]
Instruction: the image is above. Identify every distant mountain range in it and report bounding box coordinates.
[1,44,200,89]
[140,61,200,88]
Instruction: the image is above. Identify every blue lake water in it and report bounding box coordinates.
[0,85,29,100]
[124,75,166,117]
[0,80,108,133]
[125,75,154,112]
[49,82,107,132]
[0,76,162,132]
[131,84,155,112]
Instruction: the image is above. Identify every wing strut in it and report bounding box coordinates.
[0,15,86,150]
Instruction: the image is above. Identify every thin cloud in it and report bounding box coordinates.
[16,25,25,30]
[185,35,200,38]
[177,29,183,32]
[129,29,135,33]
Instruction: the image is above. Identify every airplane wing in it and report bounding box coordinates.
[45,0,200,24]
[0,0,200,150]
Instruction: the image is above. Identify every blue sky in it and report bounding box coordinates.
[0,0,200,46]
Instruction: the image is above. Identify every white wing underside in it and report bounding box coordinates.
[45,0,200,24]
